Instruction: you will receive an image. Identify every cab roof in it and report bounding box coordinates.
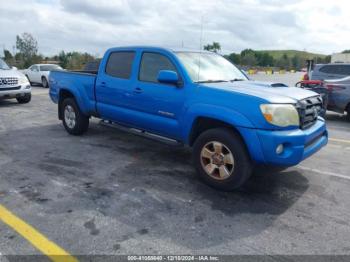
[107,46,213,54]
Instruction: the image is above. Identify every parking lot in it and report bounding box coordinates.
[1,76,350,260]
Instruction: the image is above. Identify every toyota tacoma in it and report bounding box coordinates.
[49,46,328,191]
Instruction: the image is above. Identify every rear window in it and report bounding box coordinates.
[319,65,350,75]
[106,52,135,79]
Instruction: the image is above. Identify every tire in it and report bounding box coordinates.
[42,77,49,88]
[16,93,31,104]
[193,128,253,191]
[61,98,89,135]
[346,105,350,122]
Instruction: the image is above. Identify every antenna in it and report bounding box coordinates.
[197,14,204,82]
[199,15,204,51]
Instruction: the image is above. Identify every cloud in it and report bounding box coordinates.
[0,0,349,56]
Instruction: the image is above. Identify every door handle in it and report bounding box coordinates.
[133,87,143,94]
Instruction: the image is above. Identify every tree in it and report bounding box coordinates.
[3,50,12,60]
[276,53,291,69]
[226,53,241,65]
[240,49,257,66]
[58,51,69,68]
[256,52,274,67]
[16,33,39,68]
[204,42,221,53]
[3,50,13,64]
[56,51,96,70]
[291,55,304,70]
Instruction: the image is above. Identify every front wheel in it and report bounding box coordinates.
[61,98,89,135]
[193,128,253,191]
[16,93,31,104]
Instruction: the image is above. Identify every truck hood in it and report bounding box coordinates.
[202,80,319,103]
[0,69,25,78]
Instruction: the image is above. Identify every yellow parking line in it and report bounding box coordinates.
[0,204,78,262]
[329,138,350,144]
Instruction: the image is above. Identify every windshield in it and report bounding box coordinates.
[0,59,11,70]
[40,65,62,71]
[175,52,247,83]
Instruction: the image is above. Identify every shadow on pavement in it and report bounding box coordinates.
[0,121,310,250]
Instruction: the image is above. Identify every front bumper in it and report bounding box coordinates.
[238,118,328,166]
[0,83,31,99]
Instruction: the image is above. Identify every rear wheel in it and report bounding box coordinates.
[42,77,49,88]
[16,93,31,104]
[193,128,253,191]
[61,98,89,135]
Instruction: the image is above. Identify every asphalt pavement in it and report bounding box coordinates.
[0,80,349,260]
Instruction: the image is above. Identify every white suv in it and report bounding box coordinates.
[0,59,31,104]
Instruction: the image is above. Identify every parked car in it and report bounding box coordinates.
[295,80,328,117]
[24,64,63,88]
[0,58,31,104]
[309,63,350,81]
[323,76,350,121]
[49,46,327,191]
[296,77,350,121]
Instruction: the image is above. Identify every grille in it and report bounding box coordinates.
[0,86,21,91]
[297,96,323,130]
[0,77,18,86]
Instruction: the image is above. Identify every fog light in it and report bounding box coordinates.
[276,144,284,155]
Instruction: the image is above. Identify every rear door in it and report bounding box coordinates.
[125,51,186,139]
[95,51,137,123]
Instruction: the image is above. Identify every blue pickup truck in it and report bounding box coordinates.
[49,46,328,191]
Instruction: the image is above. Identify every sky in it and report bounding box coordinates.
[0,0,349,56]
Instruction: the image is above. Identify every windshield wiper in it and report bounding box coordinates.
[195,80,229,83]
[229,78,245,82]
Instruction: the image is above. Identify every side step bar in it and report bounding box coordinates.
[99,120,184,147]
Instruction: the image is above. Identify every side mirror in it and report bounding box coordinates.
[157,70,179,85]
[11,66,18,70]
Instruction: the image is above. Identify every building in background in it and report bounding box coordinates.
[331,53,350,63]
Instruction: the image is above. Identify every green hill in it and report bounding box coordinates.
[255,50,327,59]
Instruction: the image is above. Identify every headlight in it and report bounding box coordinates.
[260,104,299,127]
[18,75,29,85]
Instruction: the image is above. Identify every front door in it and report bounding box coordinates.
[28,65,40,83]
[126,51,186,139]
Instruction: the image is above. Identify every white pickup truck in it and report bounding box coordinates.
[0,58,31,103]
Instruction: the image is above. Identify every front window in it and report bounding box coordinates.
[175,52,247,83]
[0,59,10,70]
[139,52,178,83]
[40,65,62,71]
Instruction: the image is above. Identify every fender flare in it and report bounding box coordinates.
[181,103,256,144]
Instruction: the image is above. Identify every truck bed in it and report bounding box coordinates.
[49,70,98,116]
